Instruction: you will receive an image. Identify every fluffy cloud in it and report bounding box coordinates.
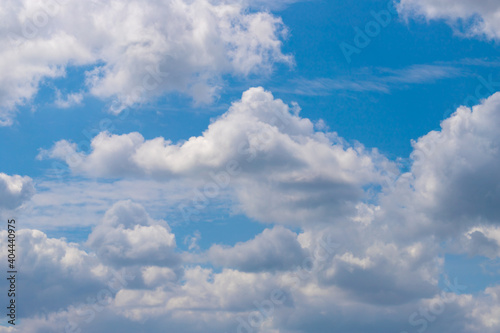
[470,285,500,330]
[3,265,288,333]
[2,200,500,333]
[20,90,500,332]
[0,201,175,329]
[40,87,396,226]
[451,226,500,258]
[0,229,106,317]
[322,242,442,305]
[397,0,500,39]
[0,0,292,124]
[204,226,308,272]
[0,173,34,209]
[87,200,179,267]
[5,2,500,331]
[379,92,500,240]
[7,278,500,333]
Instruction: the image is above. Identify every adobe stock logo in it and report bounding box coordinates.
[339,1,398,64]
[400,278,467,333]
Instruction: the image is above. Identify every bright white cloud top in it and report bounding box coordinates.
[0,0,291,124]
[40,87,395,225]
[398,0,500,39]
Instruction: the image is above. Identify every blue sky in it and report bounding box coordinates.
[1,0,500,332]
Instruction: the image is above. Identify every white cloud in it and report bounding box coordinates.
[324,241,442,305]
[1,202,500,333]
[0,0,292,123]
[19,176,231,231]
[87,200,179,267]
[381,92,500,239]
[243,0,308,11]
[0,229,107,317]
[286,64,463,96]
[204,226,308,272]
[40,87,397,226]
[398,0,500,40]
[0,173,35,209]
[141,266,178,288]
[471,286,500,329]
[452,226,500,258]
[54,89,83,108]
[15,88,500,332]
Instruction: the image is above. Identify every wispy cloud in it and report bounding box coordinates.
[54,90,84,109]
[283,63,464,96]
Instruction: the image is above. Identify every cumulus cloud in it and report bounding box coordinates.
[0,201,178,330]
[0,0,292,123]
[0,229,107,317]
[0,173,35,209]
[397,0,500,40]
[0,227,495,333]
[452,226,500,258]
[379,92,500,240]
[20,89,500,331]
[4,1,500,331]
[205,226,308,272]
[87,200,180,267]
[3,187,500,333]
[4,265,289,333]
[40,87,397,226]
[323,242,441,305]
[287,225,443,308]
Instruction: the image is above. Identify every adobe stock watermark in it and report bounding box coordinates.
[339,0,398,64]
[8,0,70,46]
[442,74,500,119]
[235,234,339,333]
[400,277,467,333]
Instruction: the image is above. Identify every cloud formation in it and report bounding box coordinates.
[0,0,292,124]
[205,226,308,272]
[398,0,500,39]
[0,173,34,209]
[87,200,179,267]
[3,0,500,332]
[17,89,500,332]
[41,87,396,226]
[379,92,500,241]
